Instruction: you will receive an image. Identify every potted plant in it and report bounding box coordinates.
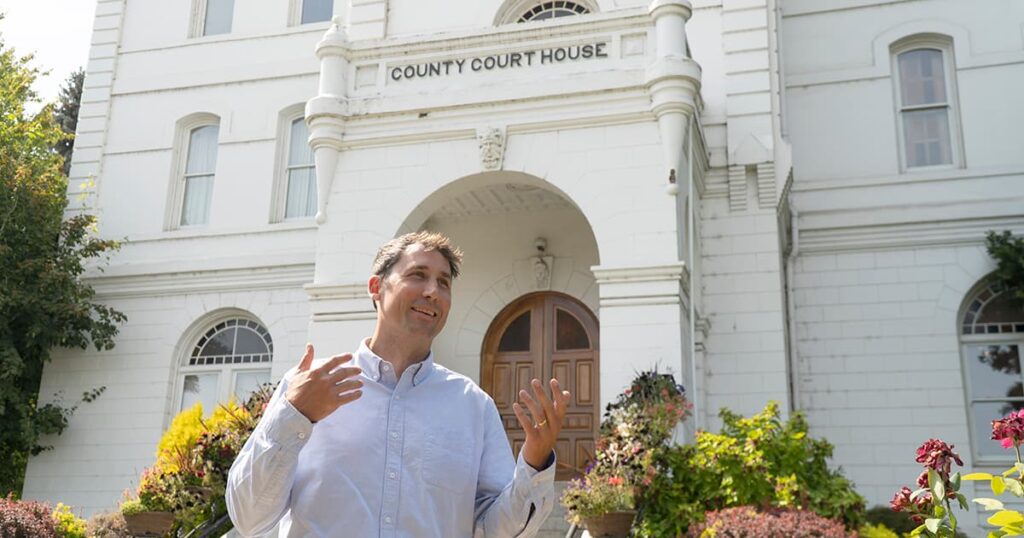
[119,468,176,537]
[562,473,636,537]
[561,369,691,537]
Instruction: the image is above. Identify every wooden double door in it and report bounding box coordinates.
[481,292,599,480]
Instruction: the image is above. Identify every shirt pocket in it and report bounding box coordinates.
[423,428,476,494]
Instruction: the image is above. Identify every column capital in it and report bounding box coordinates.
[649,0,693,21]
[590,263,690,307]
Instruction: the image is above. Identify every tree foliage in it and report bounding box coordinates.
[0,38,125,496]
[53,69,83,176]
[986,230,1024,310]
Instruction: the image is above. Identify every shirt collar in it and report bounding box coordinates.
[356,338,435,386]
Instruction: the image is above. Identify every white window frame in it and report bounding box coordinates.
[890,34,964,172]
[171,313,274,417]
[270,105,317,223]
[493,0,597,25]
[288,0,336,26]
[959,283,1024,465]
[190,0,235,38]
[165,113,220,231]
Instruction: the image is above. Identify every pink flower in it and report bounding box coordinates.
[890,486,913,512]
[992,410,1024,450]
[914,438,963,478]
[608,476,624,486]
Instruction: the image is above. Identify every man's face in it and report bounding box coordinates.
[370,243,453,342]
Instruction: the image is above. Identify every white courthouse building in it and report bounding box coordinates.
[25,0,1024,533]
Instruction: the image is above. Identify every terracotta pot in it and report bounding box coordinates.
[123,511,175,537]
[583,510,636,538]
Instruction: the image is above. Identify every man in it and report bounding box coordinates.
[227,231,570,537]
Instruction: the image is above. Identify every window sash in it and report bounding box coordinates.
[203,0,234,36]
[301,0,334,24]
[964,341,1024,461]
[181,174,214,226]
[285,166,317,219]
[901,107,952,168]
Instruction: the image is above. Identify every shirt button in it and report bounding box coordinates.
[298,432,307,440]
[383,364,391,370]
[395,395,401,400]
[390,432,398,439]
[385,516,392,524]
[389,471,396,479]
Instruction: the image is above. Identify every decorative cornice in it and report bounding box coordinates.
[89,263,314,299]
[591,262,690,307]
[797,215,1024,254]
[304,282,376,322]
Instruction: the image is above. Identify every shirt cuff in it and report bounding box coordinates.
[516,450,557,485]
[260,396,314,453]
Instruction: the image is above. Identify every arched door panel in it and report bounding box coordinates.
[482,292,598,480]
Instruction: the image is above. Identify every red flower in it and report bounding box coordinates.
[914,438,963,478]
[992,409,1024,450]
[608,476,624,486]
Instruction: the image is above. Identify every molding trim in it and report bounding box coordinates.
[304,282,377,322]
[756,162,776,209]
[727,165,747,212]
[591,262,689,307]
[797,215,1024,254]
[90,263,314,299]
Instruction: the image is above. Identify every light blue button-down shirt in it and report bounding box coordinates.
[226,339,556,537]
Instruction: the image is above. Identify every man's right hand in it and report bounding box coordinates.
[285,344,363,423]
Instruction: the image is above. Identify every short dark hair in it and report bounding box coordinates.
[372,231,464,280]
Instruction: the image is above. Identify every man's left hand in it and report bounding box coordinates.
[513,378,571,471]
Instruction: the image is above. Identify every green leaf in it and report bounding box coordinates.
[974,497,1005,511]
[988,509,1024,526]
[925,518,941,534]
[911,487,930,501]
[965,472,994,481]
[994,476,1007,496]
[934,478,946,501]
[1005,477,1024,496]
[951,472,962,491]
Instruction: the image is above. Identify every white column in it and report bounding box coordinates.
[591,264,691,413]
[646,0,701,196]
[306,17,349,224]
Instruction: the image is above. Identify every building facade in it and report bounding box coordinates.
[24,0,1024,533]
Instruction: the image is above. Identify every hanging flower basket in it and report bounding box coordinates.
[123,511,175,537]
[583,510,636,538]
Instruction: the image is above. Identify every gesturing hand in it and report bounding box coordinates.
[286,344,363,423]
[513,378,571,471]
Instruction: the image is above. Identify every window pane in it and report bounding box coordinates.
[234,370,271,402]
[973,401,1024,459]
[498,312,531,352]
[285,167,317,219]
[235,327,270,354]
[556,309,590,350]
[200,327,236,357]
[903,108,952,167]
[181,373,219,414]
[181,174,214,226]
[967,344,1021,400]
[288,119,313,166]
[186,125,219,175]
[898,49,946,106]
[204,0,234,36]
[301,0,333,24]
[978,293,1024,325]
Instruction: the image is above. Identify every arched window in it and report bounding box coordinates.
[891,35,962,170]
[166,113,220,230]
[284,118,316,219]
[960,282,1024,462]
[177,316,273,414]
[493,0,595,25]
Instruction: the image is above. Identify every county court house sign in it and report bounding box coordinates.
[389,42,610,81]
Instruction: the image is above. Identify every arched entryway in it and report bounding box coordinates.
[481,292,599,480]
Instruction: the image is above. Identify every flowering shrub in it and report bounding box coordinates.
[121,384,274,535]
[0,495,58,537]
[685,506,854,538]
[51,503,86,538]
[635,402,865,537]
[892,408,1024,537]
[561,370,690,526]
